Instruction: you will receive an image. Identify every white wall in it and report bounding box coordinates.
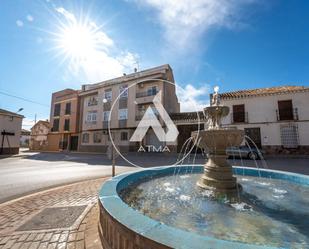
[220,91,309,146]
[0,114,23,148]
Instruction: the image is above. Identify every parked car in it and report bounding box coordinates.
[226,146,264,160]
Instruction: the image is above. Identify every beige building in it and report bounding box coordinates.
[78,64,180,153]
[0,108,23,154]
[49,89,80,151]
[217,86,309,154]
[30,120,50,151]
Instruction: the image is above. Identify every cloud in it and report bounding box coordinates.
[177,84,210,112]
[133,0,258,49]
[16,20,24,27]
[55,7,139,83]
[55,7,77,24]
[27,15,34,22]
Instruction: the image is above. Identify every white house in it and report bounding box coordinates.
[217,86,309,154]
[0,108,24,154]
[30,120,50,151]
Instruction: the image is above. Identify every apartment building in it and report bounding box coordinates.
[217,86,309,154]
[78,64,180,153]
[49,89,80,151]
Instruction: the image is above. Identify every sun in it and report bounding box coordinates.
[57,23,96,60]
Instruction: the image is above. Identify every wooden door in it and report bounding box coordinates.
[244,127,261,148]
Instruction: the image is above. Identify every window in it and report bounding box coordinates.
[118,109,128,120]
[278,100,293,121]
[121,132,128,141]
[52,119,59,132]
[119,85,128,98]
[88,96,98,106]
[82,133,89,143]
[104,90,112,102]
[54,103,61,116]
[280,124,299,148]
[64,119,70,131]
[147,86,157,96]
[103,111,110,121]
[86,111,97,123]
[232,104,245,123]
[65,102,71,115]
[93,132,102,143]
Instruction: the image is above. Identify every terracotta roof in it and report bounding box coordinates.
[219,86,309,99]
[170,111,206,121]
[21,129,31,135]
[0,108,24,118]
[31,120,50,129]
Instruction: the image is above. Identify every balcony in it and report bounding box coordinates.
[103,121,109,129]
[276,108,298,121]
[231,112,248,123]
[119,120,127,128]
[136,89,158,98]
[135,89,158,104]
[136,111,160,121]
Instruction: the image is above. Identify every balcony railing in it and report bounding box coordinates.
[136,112,160,121]
[136,89,158,98]
[231,112,248,123]
[119,120,127,128]
[103,121,109,129]
[276,108,298,121]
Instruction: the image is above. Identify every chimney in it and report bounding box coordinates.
[134,68,137,73]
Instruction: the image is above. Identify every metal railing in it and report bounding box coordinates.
[136,89,158,98]
[231,112,248,123]
[276,108,298,121]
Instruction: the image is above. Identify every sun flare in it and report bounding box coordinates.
[57,23,97,60]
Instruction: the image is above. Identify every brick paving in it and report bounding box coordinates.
[0,178,107,249]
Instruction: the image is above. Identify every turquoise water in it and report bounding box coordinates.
[120,174,309,248]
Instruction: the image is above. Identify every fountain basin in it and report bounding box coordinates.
[191,129,244,154]
[98,166,309,249]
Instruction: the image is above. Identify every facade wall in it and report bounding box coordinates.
[0,114,22,154]
[220,91,309,153]
[30,122,49,151]
[78,65,179,153]
[49,89,80,151]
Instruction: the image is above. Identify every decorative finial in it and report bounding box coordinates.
[214,86,219,94]
[212,86,220,106]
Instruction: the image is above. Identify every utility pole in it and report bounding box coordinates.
[34,114,37,124]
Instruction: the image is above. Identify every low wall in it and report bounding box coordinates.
[98,166,309,249]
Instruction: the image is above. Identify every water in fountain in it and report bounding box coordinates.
[120,173,309,248]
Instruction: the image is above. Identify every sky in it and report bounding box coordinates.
[0,0,309,129]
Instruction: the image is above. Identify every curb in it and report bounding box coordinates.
[0,176,110,208]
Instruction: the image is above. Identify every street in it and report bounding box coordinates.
[0,152,134,203]
[0,151,308,204]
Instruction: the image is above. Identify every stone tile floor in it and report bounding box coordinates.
[0,178,107,249]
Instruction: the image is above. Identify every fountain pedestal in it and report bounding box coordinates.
[192,129,244,193]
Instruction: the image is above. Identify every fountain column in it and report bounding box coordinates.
[192,86,244,194]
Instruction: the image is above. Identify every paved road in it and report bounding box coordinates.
[0,152,134,204]
[0,151,308,203]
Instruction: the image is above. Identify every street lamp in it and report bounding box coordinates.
[17,108,24,113]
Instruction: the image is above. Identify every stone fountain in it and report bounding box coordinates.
[192,86,244,194]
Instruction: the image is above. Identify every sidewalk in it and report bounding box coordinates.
[0,178,107,249]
